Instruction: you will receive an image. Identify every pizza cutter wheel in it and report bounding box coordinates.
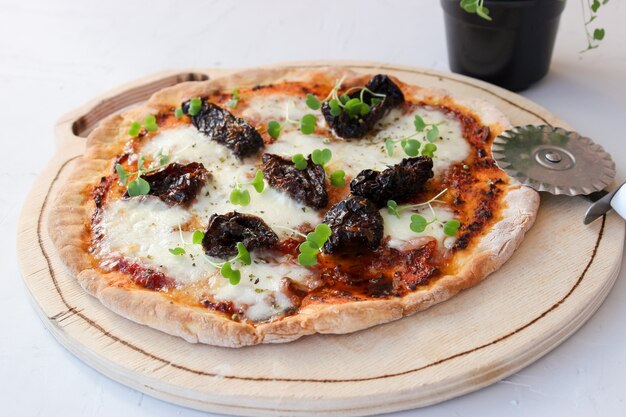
[492,125,625,224]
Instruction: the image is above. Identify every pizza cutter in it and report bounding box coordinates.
[491,125,626,224]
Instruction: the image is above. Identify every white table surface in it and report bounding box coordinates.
[2,1,625,416]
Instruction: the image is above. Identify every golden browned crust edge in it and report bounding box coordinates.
[49,65,540,347]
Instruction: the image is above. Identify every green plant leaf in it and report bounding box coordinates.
[227,88,240,109]
[593,28,605,40]
[250,170,265,193]
[192,230,205,245]
[169,247,186,255]
[292,153,308,170]
[144,114,158,132]
[221,262,241,285]
[127,177,150,197]
[422,143,437,158]
[115,163,129,185]
[402,139,420,157]
[267,120,281,139]
[414,114,426,131]
[300,114,317,135]
[128,121,142,137]
[330,169,346,187]
[426,125,439,142]
[305,93,321,110]
[236,242,251,265]
[385,138,395,157]
[311,148,332,166]
[387,200,400,218]
[410,214,428,233]
[188,97,203,116]
[174,107,184,118]
[314,223,332,240]
[443,219,461,236]
[329,99,341,117]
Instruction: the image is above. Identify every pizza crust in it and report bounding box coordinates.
[49,66,540,347]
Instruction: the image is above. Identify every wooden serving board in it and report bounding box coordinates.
[17,62,625,416]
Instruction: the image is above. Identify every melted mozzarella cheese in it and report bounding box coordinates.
[266,107,469,177]
[97,92,466,321]
[381,205,458,251]
[96,197,312,321]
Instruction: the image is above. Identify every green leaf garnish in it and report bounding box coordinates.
[174,107,184,118]
[188,97,202,116]
[311,148,332,166]
[305,93,321,110]
[127,177,150,197]
[227,88,240,109]
[144,114,158,132]
[426,125,439,143]
[385,138,395,157]
[229,188,251,206]
[422,143,437,158]
[387,200,400,218]
[443,219,461,236]
[328,99,341,117]
[297,224,332,266]
[330,170,346,187]
[250,170,265,193]
[371,97,381,106]
[115,163,130,185]
[414,115,426,132]
[156,149,169,165]
[220,262,241,285]
[192,230,205,245]
[169,247,186,256]
[300,114,317,135]
[402,139,420,157]
[410,214,428,233]
[236,242,251,265]
[128,121,142,137]
[292,153,308,170]
[267,120,281,139]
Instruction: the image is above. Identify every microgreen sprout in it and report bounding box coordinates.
[115,151,171,197]
[292,153,308,170]
[188,97,203,116]
[330,169,346,187]
[206,242,251,285]
[386,189,460,237]
[317,76,386,120]
[267,120,282,139]
[305,93,321,110]
[168,226,204,257]
[267,101,317,138]
[174,107,184,118]
[168,227,250,285]
[311,148,332,167]
[385,115,442,158]
[229,170,265,206]
[300,114,317,134]
[127,114,160,137]
[227,88,240,109]
[297,224,332,266]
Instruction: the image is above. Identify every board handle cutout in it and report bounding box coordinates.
[54,71,209,147]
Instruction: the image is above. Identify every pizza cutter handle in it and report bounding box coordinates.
[53,69,211,149]
[610,182,626,221]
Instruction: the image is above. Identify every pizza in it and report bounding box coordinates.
[50,67,539,347]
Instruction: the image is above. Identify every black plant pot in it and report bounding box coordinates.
[441,0,566,91]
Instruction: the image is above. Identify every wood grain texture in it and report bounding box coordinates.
[17,62,625,417]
